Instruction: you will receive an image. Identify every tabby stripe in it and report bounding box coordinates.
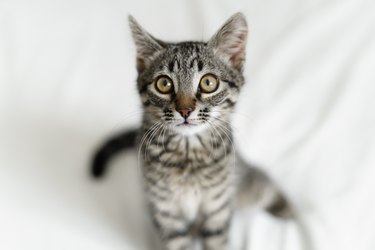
[148,150,184,166]
[150,214,162,230]
[143,100,151,106]
[196,150,228,169]
[223,80,239,90]
[148,156,187,168]
[189,57,197,69]
[158,210,181,220]
[168,55,180,72]
[139,81,153,93]
[147,186,169,201]
[196,150,228,168]
[145,174,170,192]
[139,85,148,94]
[185,139,189,161]
[201,217,231,238]
[197,60,203,71]
[209,200,230,217]
[224,99,236,108]
[146,163,172,175]
[192,149,205,163]
[150,204,181,221]
[146,165,172,178]
[201,171,228,189]
[213,151,229,164]
[168,60,175,72]
[165,230,189,240]
[149,139,165,147]
[196,135,209,150]
[212,185,229,200]
[201,165,226,180]
[163,161,188,168]
[165,139,182,152]
[200,227,228,238]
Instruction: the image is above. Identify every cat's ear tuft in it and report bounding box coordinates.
[128,15,165,73]
[208,13,248,71]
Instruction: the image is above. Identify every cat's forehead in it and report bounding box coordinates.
[157,41,213,73]
[169,42,207,53]
[164,42,209,62]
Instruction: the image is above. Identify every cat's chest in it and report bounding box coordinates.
[146,134,217,167]
[143,134,231,221]
[173,181,202,222]
[143,133,231,184]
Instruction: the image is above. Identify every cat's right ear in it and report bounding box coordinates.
[128,15,165,73]
[208,13,248,72]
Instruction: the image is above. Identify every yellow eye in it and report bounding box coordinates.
[155,76,174,94]
[199,74,219,93]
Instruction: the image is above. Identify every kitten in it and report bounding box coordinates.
[91,13,292,250]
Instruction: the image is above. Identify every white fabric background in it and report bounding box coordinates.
[1,0,375,249]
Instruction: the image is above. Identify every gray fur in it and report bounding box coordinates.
[127,13,293,250]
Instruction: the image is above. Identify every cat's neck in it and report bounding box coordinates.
[141,117,232,138]
[140,118,233,153]
[139,121,233,168]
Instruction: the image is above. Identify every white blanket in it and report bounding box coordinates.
[1,0,374,249]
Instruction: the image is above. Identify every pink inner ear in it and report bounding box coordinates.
[136,57,146,73]
[229,33,247,68]
[214,23,247,70]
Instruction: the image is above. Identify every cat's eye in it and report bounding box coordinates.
[155,76,174,94]
[199,74,219,93]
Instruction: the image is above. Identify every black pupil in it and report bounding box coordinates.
[205,79,211,86]
[163,80,169,87]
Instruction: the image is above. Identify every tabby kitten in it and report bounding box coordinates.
[92,13,292,250]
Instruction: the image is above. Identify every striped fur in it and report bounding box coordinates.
[91,13,293,250]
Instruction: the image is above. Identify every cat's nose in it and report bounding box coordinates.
[178,108,193,119]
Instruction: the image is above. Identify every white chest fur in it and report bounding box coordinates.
[176,184,202,222]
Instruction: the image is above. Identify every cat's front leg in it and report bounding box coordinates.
[149,200,192,250]
[200,207,231,250]
[199,195,232,250]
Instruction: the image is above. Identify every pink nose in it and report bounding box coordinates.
[178,108,193,119]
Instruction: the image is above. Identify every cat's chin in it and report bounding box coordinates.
[172,123,208,136]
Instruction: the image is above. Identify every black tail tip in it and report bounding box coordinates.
[266,194,295,220]
[90,155,107,179]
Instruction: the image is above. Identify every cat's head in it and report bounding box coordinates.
[129,13,248,135]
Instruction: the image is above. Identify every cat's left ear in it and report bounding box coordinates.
[128,15,166,73]
[208,13,248,71]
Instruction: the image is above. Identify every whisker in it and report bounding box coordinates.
[211,121,236,171]
[137,121,163,170]
[144,123,164,161]
[206,122,216,160]
[206,120,227,163]
[209,115,240,134]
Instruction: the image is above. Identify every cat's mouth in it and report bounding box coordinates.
[172,118,209,135]
[177,120,197,127]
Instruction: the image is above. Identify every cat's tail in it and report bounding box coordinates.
[234,157,314,250]
[234,155,294,219]
[91,129,138,178]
